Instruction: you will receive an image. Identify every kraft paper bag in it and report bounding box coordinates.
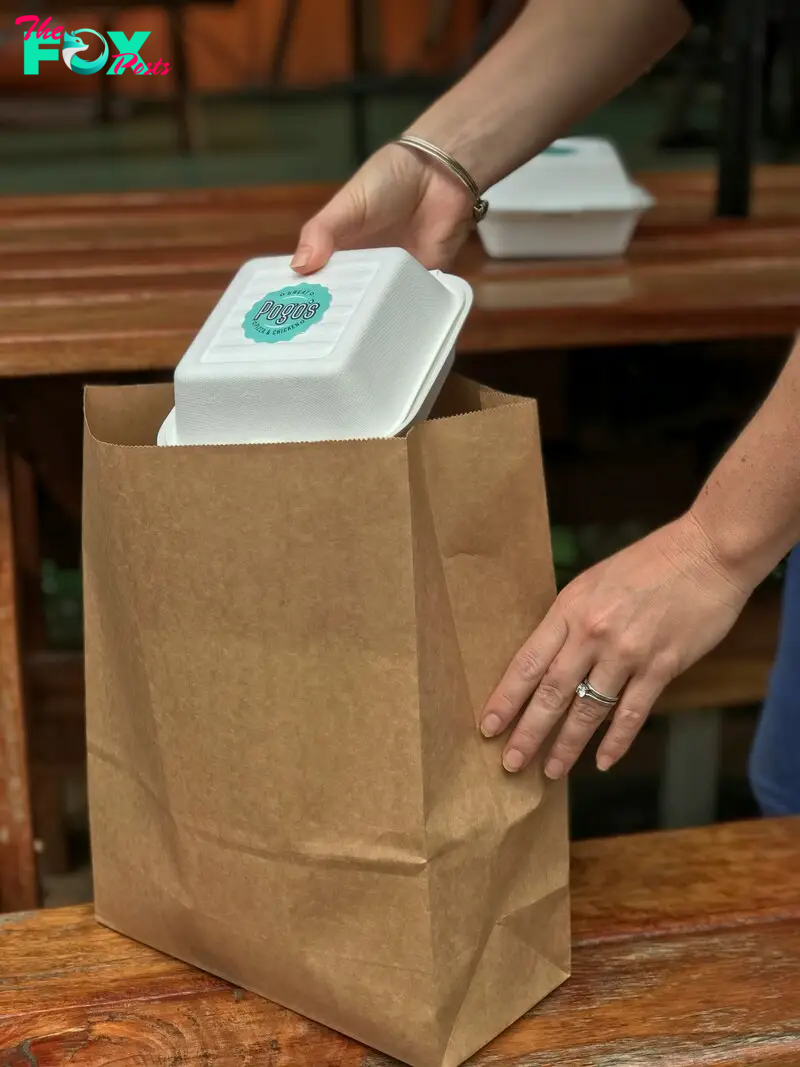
[83,377,570,1067]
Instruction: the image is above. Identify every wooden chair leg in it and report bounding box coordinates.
[422,0,457,53]
[269,0,300,88]
[657,24,714,148]
[30,765,69,878]
[10,450,45,651]
[11,453,72,878]
[349,0,374,166]
[0,424,37,912]
[463,0,525,66]
[169,3,200,154]
[715,0,767,217]
[357,0,382,72]
[98,14,116,124]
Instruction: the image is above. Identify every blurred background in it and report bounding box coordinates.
[0,0,798,910]
[1,0,797,191]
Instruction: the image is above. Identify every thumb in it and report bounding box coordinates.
[291,214,338,276]
[292,182,368,274]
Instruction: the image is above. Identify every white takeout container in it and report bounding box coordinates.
[478,137,655,259]
[157,249,473,446]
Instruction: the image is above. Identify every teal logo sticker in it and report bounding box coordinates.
[543,143,578,156]
[243,283,331,344]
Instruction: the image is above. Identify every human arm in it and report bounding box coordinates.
[292,0,696,272]
[399,0,691,192]
[480,335,800,778]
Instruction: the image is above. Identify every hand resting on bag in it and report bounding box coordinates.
[479,514,748,778]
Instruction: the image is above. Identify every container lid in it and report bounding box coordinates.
[159,249,473,446]
[483,137,655,214]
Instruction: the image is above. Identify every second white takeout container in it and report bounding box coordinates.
[478,137,655,259]
[157,249,473,446]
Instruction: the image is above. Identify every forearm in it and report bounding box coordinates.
[690,336,800,592]
[406,0,691,190]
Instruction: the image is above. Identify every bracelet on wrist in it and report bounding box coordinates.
[393,135,489,223]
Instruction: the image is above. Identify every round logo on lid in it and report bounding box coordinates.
[243,283,332,344]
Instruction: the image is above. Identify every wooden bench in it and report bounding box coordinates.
[1,166,800,377]
[2,818,799,1065]
[1,167,797,910]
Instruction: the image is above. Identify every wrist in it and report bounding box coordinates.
[389,140,480,226]
[394,135,488,223]
[403,119,493,192]
[684,496,776,596]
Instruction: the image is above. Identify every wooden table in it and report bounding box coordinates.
[0,166,797,913]
[2,818,799,1066]
[1,167,800,378]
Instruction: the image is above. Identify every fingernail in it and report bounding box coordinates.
[503,749,526,773]
[481,713,503,738]
[291,246,311,272]
[597,755,613,772]
[544,758,565,780]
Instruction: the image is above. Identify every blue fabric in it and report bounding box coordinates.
[749,546,800,815]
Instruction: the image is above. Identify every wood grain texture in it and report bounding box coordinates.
[6,927,800,1067]
[570,817,800,944]
[2,168,800,376]
[0,426,37,913]
[637,165,800,222]
[0,165,795,221]
[0,820,798,1066]
[487,921,800,1067]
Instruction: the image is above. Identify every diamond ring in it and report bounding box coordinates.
[575,679,619,708]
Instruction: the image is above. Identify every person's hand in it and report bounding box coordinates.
[291,144,475,274]
[480,513,753,777]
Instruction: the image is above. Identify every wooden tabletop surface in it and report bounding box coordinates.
[1,166,799,378]
[2,818,799,1066]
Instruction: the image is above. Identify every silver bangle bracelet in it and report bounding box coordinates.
[393,135,489,223]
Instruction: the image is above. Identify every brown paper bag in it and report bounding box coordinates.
[83,376,570,1067]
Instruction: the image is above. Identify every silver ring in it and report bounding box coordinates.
[575,679,619,708]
